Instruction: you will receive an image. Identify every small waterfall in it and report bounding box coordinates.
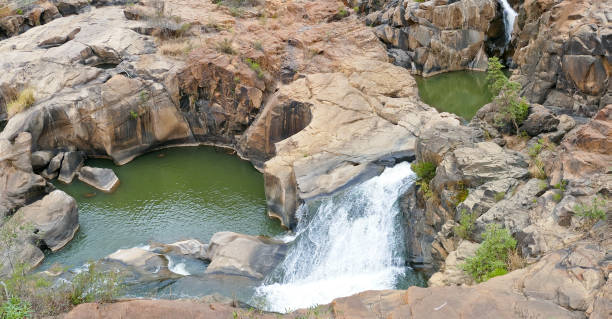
[254,162,416,312]
[499,0,517,44]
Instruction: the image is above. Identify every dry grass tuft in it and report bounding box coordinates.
[507,248,526,271]
[7,87,35,117]
[158,38,198,57]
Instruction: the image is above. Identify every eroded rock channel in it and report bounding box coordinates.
[0,0,610,318]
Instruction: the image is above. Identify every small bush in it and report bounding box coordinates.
[0,297,32,319]
[245,58,264,79]
[574,196,607,221]
[412,161,436,198]
[552,191,563,203]
[7,88,35,117]
[216,39,236,55]
[453,182,469,206]
[553,180,568,192]
[454,209,477,240]
[487,57,529,135]
[69,263,122,305]
[130,110,139,119]
[462,224,517,283]
[337,7,348,18]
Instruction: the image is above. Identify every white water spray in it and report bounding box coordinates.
[499,0,517,44]
[255,162,416,312]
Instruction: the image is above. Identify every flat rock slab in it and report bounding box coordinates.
[78,166,119,192]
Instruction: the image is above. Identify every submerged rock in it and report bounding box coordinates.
[105,247,177,280]
[205,232,287,280]
[78,166,120,192]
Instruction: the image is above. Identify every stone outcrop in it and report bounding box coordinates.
[363,0,501,76]
[77,166,120,192]
[105,247,178,281]
[512,0,611,115]
[0,132,49,220]
[0,190,78,275]
[205,232,287,279]
[428,240,479,287]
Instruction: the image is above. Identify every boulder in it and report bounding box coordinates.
[0,190,78,275]
[457,178,519,218]
[58,151,84,183]
[150,239,209,260]
[41,152,63,179]
[31,150,54,171]
[78,166,119,192]
[522,104,560,136]
[12,190,78,251]
[0,132,49,219]
[106,247,176,280]
[205,232,287,279]
[428,240,480,287]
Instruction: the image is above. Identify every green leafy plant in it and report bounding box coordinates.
[129,110,139,119]
[16,9,23,15]
[462,224,517,283]
[487,57,529,135]
[453,182,469,206]
[454,209,477,240]
[553,180,568,192]
[552,192,563,203]
[245,58,265,79]
[337,7,348,18]
[412,161,436,198]
[0,297,32,319]
[574,196,607,221]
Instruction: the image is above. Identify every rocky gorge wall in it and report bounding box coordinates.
[0,0,610,318]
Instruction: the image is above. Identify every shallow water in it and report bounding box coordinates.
[43,146,284,269]
[415,71,494,120]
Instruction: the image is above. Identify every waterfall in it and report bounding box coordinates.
[254,162,416,312]
[499,0,517,44]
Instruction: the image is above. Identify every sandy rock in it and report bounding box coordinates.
[428,240,479,287]
[0,132,48,219]
[78,166,119,192]
[205,232,287,279]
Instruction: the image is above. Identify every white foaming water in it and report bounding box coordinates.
[499,0,517,43]
[255,162,416,312]
[167,256,190,276]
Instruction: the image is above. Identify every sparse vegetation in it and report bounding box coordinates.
[454,209,477,240]
[130,110,139,119]
[462,224,518,283]
[245,58,265,79]
[6,87,35,117]
[453,182,469,206]
[552,191,563,203]
[494,192,505,202]
[252,40,263,51]
[412,161,436,198]
[487,57,529,135]
[336,7,348,18]
[574,196,607,221]
[0,261,122,317]
[216,38,236,55]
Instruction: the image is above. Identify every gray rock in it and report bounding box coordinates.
[474,179,542,239]
[150,239,209,260]
[58,151,84,184]
[428,240,480,287]
[78,166,119,192]
[457,178,519,218]
[31,150,54,171]
[205,232,287,279]
[105,247,178,281]
[522,104,560,136]
[42,152,64,179]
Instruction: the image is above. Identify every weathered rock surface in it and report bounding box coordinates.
[0,132,49,220]
[365,0,500,76]
[512,0,611,115]
[205,232,287,279]
[78,166,119,192]
[30,150,53,171]
[0,190,78,275]
[105,247,177,281]
[428,240,479,287]
[150,239,209,260]
[58,151,84,183]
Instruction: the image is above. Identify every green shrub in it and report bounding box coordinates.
[337,7,348,17]
[574,196,607,221]
[412,161,436,198]
[552,192,563,203]
[454,209,477,240]
[453,182,469,206]
[0,297,32,319]
[487,57,529,135]
[245,58,265,79]
[462,224,517,283]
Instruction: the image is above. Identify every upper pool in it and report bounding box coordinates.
[415,71,494,120]
[42,146,284,269]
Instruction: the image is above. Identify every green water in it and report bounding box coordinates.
[43,147,284,269]
[415,71,494,120]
